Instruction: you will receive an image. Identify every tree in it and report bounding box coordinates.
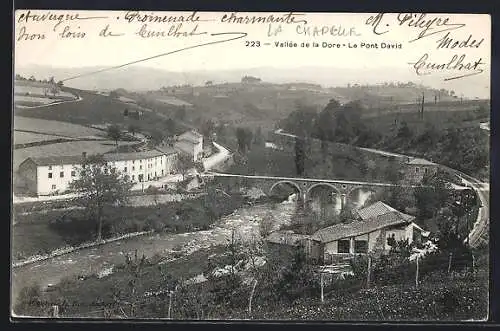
[149,130,164,147]
[253,127,264,146]
[236,127,253,154]
[294,136,306,176]
[177,153,195,181]
[201,119,215,142]
[107,124,122,146]
[259,211,275,238]
[175,107,186,121]
[414,170,453,219]
[127,124,140,136]
[69,154,134,241]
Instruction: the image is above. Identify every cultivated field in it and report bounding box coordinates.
[156,96,193,107]
[13,140,136,170]
[14,116,106,139]
[14,89,175,135]
[13,131,66,145]
[15,85,76,99]
[14,81,79,107]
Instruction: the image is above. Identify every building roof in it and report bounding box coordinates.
[178,130,203,144]
[154,146,178,156]
[266,230,315,246]
[356,201,415,222]
[406,157,436,166]
[312,211,416,243]
[104,150,165,162]
[25,155,84,167]
[24,149,170,167]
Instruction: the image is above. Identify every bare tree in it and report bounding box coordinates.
[69,154,134,241]
[107,124,122,146]
[177,153,195,181]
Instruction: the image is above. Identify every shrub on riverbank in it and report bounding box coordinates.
[13,191,246,259]
[14,246,488,320]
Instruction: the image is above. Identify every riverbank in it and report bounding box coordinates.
[12,191,245,262]
[11,199,297,308]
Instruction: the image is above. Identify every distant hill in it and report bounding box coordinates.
[15,64,490,100]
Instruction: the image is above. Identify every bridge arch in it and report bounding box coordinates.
[347,186,379,209]
[268,180,302,198]
[306,183,341,197]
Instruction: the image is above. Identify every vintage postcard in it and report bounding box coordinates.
[12,11,490,321]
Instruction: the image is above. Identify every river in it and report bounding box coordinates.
[11,198,298,306]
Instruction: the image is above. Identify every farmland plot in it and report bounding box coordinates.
[14,131,65,145]
[14,116,105,139]
[15,85,76,99]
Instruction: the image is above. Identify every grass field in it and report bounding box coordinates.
[14,116,106,139]
[13,131,66,145]
[362,108,490,136]
[14,81,78,107]
[15,85,76,99]
[13,140,136,170]
[156,96,193,107]
[15,88,179,136]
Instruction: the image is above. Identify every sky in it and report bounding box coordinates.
[14,11,491,97]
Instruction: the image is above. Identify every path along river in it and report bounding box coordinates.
[11,198,298,306]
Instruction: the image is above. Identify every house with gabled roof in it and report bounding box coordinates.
[402,157,439,183]
[17,148,178,196]
[174,130,204,162]
[312,201,426,263]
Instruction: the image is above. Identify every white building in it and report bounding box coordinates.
[17,149,178,196]
[312,201,427,264]
[174,130,204,162]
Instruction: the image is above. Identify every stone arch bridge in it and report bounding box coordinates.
[202,172,425,210]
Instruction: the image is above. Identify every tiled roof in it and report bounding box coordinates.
[104,150,165,162]
[178,130,203,144]
[154,146,178,156]
[312,211,414,243]
[27,155,84,166]
[356,201,414,222]
[406,158,436,166]
[26,150,169,166]
[266,230,315,246]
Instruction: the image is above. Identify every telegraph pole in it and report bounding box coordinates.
[420,92,425,120]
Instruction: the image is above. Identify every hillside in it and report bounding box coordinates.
[15,64,489,99]
[14,87,185,136]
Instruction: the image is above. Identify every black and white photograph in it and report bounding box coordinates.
[12,11,490,321]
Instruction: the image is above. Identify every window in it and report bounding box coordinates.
[71,171,76,177]
[52,184,56,190]
[162,170,164,176]
[60,171,64,178]
[140,165,142,170]
[48,172,53,178]
[111,168,116,174]
[338,239,350,253]
[48,166,52,170]
[132,166,135,171]
[415,167,419,173]
[132,175,135,180]
[354,240,368,253]
[124,167,127,172]
[424,167,428,174]
[104,168,108,174]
